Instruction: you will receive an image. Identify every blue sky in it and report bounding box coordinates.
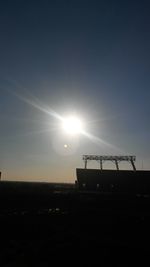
[0,0,150,181]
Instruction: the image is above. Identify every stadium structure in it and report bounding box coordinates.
[1,155,150,196]
[1,155,150,266]
[76,155,150,194]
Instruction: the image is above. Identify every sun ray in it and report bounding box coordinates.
[14,92,63,121]
[9,83,124,154]
[82,130,125,154]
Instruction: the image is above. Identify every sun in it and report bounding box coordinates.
[62,116,83,135]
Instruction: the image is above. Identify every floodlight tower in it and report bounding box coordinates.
[82,155,136,171]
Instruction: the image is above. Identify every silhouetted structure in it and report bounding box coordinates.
[83,155,136,171]
[0,157,150,267]
[76,155,150,194]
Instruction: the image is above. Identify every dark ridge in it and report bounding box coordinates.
[0,171,150,266]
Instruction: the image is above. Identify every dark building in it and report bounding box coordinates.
[76,155,150,194]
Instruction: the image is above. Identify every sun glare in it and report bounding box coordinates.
[62,116,83,135]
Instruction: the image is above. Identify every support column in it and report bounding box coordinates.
[115,160,119,170]
[131,159,136,171]
[84,160,87,169]
[100,160,103,170]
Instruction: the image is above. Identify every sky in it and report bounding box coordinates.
[0,0,150,182]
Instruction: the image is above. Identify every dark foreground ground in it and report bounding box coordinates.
[0,181,150,266]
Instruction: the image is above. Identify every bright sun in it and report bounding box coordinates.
[62,116,83,135]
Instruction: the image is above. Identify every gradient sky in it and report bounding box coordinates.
[1,0,150,182]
